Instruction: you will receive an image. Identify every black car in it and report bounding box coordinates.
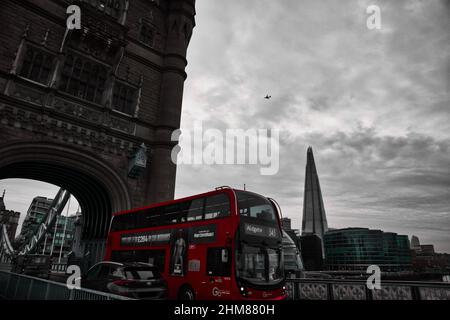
[82,261,167,300]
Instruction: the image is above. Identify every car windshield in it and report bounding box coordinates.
[236,245,283,286]
[124,267,157,280]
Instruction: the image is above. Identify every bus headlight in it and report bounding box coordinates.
[239,286,248,297]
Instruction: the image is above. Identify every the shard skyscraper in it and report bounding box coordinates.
[302,147,328,241]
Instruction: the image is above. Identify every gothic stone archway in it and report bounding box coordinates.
[0,141,131,239]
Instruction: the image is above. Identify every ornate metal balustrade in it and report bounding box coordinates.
[51,263,68,274]
[285,278,450,300]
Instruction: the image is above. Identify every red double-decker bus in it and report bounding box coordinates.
[105,187,286,300]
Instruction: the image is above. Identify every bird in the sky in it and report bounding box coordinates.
[264,94,272,99]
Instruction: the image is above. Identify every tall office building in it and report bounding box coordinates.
[39,215,76,260]
[281,217,292,231]
[17,196,77,260]
[301,147,328,244]
[16,196,53,249]
[300,234,324,271]
[324,228,412,272]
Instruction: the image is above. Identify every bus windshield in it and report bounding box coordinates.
[234,191,283,287]
[236,245,283,285]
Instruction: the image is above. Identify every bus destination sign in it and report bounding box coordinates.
[243,223,279,238]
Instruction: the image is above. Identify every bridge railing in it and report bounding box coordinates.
[285,278,450,300]
[0,271,132,300]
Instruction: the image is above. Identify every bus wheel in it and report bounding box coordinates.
[179,286,195,300]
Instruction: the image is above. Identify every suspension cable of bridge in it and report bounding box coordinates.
[0,188,71,260]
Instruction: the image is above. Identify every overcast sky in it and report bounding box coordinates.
[1,0,449,252]
[176,0,450,252]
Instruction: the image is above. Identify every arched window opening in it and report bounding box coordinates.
[139,23,155,47]
[112,81,137,116]
[83,0,126,21]
[59,52,109,104]
[19,46,55,85]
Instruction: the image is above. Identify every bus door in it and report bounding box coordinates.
[204,247,232,299]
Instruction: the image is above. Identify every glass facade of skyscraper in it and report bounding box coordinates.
[324,228,412,271]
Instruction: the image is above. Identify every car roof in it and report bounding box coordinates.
[121,262,157,269]
[94,261,156,268]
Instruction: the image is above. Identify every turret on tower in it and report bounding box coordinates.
[148,0,196,202]
[158,0,196,128]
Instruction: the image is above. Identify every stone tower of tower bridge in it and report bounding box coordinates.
[0,0,196,265]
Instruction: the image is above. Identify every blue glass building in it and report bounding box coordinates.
[324,228,412,271]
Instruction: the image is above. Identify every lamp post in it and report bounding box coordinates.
[58,196,71,264]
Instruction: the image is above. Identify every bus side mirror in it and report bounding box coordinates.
[221,249,228,263]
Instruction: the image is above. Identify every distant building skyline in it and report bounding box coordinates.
[0,184,79,239]
[324,227,412,272]
[0,190,20,241]
[1,167,448,254]
[10,195,77,261]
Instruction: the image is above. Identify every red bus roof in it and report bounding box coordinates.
[113,187,246,217]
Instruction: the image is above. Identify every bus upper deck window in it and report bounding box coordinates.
[204,194,230,220]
